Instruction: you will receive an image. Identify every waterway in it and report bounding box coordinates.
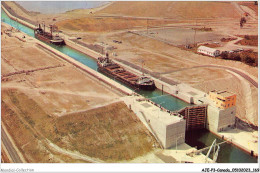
[186,129,257,163]
[1,10,190,112]
[1,9,257,163]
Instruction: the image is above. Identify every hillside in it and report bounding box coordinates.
[96,1,241,19]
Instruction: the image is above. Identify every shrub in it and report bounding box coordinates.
[220,51,257,67]
[220,52,228,59]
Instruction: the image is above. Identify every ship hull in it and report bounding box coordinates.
[35,33,66,46]
[50,40,66,46]
[98,65,156,91]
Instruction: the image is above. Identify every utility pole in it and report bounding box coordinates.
[146,19,148,34]
[139,59,145,76]
[194,19,197,46]
[162,84,164,95]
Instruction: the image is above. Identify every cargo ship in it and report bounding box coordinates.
[34,24,65,46]
[97,53,156,91]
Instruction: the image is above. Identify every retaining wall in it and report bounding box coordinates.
[2,4,35,29]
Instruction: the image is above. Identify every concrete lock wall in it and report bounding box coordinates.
[134,102,186,148]
[207,105,236,133]
[218,106,236,132]
[149,118,167,147]
[206,105,220,132]
[165,120,186,148]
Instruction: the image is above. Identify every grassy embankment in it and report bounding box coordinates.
[2,89,156,162]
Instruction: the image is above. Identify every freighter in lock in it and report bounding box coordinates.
[97,53,156,91]
[34,24,65,46]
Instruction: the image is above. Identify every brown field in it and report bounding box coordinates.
[2,90,157,162]
[238,1,258,15]
[56,17,175,33]
[97,1,240,19]
[137,27,224,46]
[55,101,157,161]
[2,97,90,163]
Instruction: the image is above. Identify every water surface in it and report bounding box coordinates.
[16,1,109,14]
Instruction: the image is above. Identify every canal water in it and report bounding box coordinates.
[186,129,257,163]
[1,9,257,163]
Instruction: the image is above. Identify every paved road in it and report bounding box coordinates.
[1,126,23,163]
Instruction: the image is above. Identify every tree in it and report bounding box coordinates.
[220,51,228,59]
[244,35,250,40]
[228,53,241,61]
[245,56,255,65]
[240,17,247,28]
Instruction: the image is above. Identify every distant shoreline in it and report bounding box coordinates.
[16,1,110,14]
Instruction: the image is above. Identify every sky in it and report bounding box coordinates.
[16,1,109,14]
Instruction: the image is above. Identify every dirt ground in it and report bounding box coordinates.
[1,29,120,116]
[1,27,158,162]
[56,17,176,33]
[96,1,241,19]
[137,27,224,46]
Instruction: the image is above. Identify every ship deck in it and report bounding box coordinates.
[104,63,139,84]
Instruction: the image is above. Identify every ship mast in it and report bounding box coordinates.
[142,61,144,76]
[139,59,145,76]
[50,25,53,37]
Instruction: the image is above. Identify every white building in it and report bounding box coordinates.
[197,46,220,57]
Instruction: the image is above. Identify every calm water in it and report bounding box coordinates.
[1,9,258,163]
[139,89,190,111]
[16,1,109,14]
[186,129,257,163]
